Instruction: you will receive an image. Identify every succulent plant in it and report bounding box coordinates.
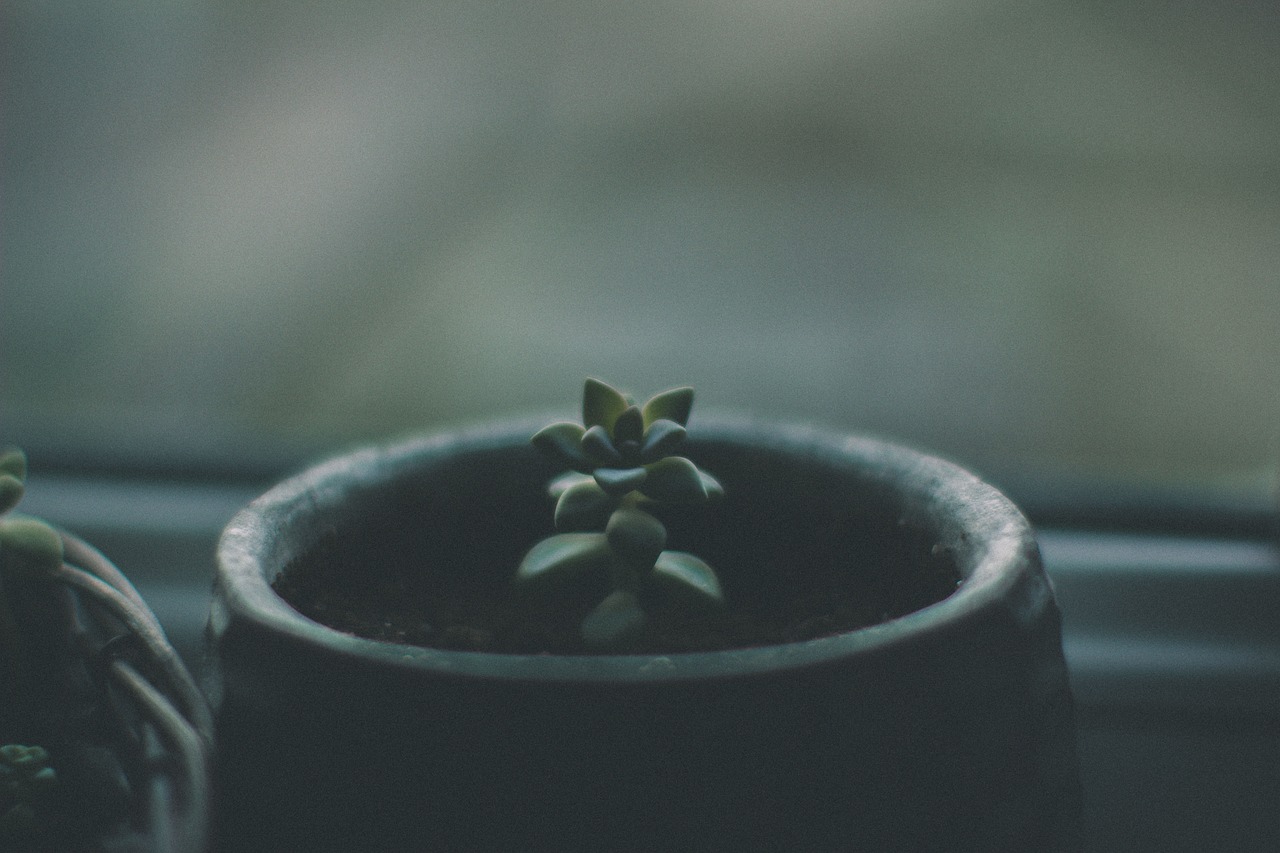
[0,744,57,844]
[517,379,725,646]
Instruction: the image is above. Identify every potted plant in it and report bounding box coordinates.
[0,447,211,852]
[206,381,1080,852]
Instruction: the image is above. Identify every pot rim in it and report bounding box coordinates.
[211,415,1043,684]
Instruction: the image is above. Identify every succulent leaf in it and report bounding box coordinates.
[605,507,667,569]
[616,439,642,466]
[0,448,26,482]
[639,457,707,503]
[652,551,725,606]
[612,405,644,445]
[0,475,23,515]
[29,766,57,790]
[593,467,647,496]
[554,479,613,531]
[640,419,687,462]
[0,517,64,577]
[581,424,622,465]
[531,422,592,472]
[516,533,611,586]
[582,378,629,432]
[580,589,646,646]
[642,387,694,428]
[700,470,725,501]
[547,472,594,499]
[0,744,48,771]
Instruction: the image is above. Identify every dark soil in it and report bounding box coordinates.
[273,484,963,655]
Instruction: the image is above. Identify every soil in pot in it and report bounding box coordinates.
[271,443,963,655]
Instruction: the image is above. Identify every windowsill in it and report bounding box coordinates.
[1039,529,1280,718]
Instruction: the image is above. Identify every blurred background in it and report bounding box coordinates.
[3,0,1278,502]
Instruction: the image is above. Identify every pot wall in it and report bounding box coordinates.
[207,419,1080,852]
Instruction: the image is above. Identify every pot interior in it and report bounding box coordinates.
[267,426,968,653]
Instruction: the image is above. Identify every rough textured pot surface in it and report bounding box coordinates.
[206,417,1081,852]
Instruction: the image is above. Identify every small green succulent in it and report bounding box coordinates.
[0,743,58,844]
[517,379,725,646]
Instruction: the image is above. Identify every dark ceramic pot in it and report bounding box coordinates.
[206,418,1080,852]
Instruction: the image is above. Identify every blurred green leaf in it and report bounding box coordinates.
[594,466,647,496]
[639,457,707,503]
[516,533,611,586]
[582,378,628,432]
[605,507,666,569]
[0,476,23,516]
[0,448,26,482]
[547,472,593,499]
[29,767,57,791]
[612,405,644,444]
[0,516,64,577]
[582,424,622,465]
[642,387,694,428]
[580,589,646,646]
[531,422,591,472]
[640,419,686,462]
[652,551,724,606]
[555,479,613,531]
[0,744,49,772]
[700,470,724,501]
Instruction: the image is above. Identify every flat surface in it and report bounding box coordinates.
[1041,529,1280,852]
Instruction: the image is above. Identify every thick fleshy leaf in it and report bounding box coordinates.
[0,474,24,515]
[700,470,725,501]
[531,422,591,472]
[640,419,686,462]
[0,447,26,481]
[516,533,611,585]
[612,405,644,445]
[593,466,648,496]
[581,424,622,465]
[616,439,642,467]
[582,378,629,432]
[0,516,64,577]
[580,589,647,646]
[555,479,613,531]
[639,457,707,503]
[0,743,49,771]
[652,551,725,606]
[642,387,694,428]
[547,472,593,499]
[605,507,666,569]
